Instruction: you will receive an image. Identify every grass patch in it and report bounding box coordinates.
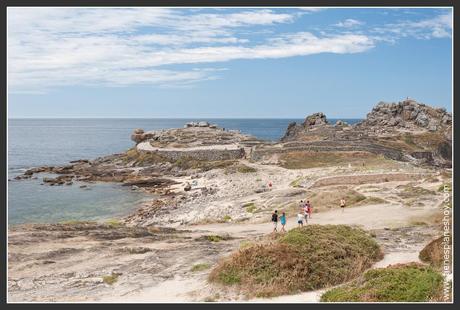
[102,273,119,285]
[191,263,211,272]
[225,164,257,174]
[378,132,446,153]
[397,185,436,199]
[222,215,232,222]
[289,177,303,188]
[105,219,122,227]
[320,263,443,302]
[244,203,257,213]
[59,220,95,225]
[121,148,169,166]
[201,234,232,242]
[286,187,378,213]
[175,157,236,172]
[237,164,257,173]
[209,225,382,298]
[279,151,396,170]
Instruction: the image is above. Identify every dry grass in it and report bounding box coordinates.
[311,173,424,188]
[377,132,446,152]
[225,164,257,174]
[121,148,169,166]
[287,187,385,213]
[321,263,444,302]
[279,151,398,170]
[175,157,236,171]
[209,225,382,298]
[191,263,211,272]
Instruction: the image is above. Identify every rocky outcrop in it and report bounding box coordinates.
[278,99,452,167]
[281,112,330,141]
[304,112,328,127]
[357,99,452,132]
[131,129,156,144]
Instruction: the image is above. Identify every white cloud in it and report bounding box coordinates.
[335,19,365,28]
[372,11,452,40]
[8,7,373,93]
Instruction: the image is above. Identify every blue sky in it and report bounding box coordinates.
[8,7,452,118]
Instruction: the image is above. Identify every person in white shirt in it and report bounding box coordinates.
[297,212,304,227]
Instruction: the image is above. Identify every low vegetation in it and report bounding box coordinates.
[320,263,443,302]
[105,219,122,227]
[243,203,257,213]
[102,273,119,285]
[198,234,233,242]
[121,148,169,166]
[191,263,211,272]
[225,164,257,174]
[279,151,397,170]
[397,184,436,199]
[378,132,445,152]
[287,187,385,213]
[209,225,382,298]
[175,157,236,171]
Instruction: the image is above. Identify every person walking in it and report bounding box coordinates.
[306,200,313,219]
[280,212,287,233]
[303,203,309,224]
[271,210,278,232]
[340,198,346,213]
[297,211,304,227]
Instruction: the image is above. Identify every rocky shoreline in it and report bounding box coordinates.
[11,99,452,227]
[8,99,452,301]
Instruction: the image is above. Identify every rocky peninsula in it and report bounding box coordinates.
[8,99,452,302]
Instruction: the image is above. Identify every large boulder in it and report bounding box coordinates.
[131,128,155,144]
[303,112,328,127]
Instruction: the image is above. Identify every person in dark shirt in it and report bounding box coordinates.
[271,210,278,232]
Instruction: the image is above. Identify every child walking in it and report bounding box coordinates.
[297,211,304,227]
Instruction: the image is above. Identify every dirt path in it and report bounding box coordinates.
[100,199,442,302]
[190,200,441,236]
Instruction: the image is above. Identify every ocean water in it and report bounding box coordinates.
[8,118,361,224]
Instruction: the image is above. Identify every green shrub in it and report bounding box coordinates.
[321,263,443,302]
[237,165,257,173]
[191,263,211,272]
[244,203,257,213]
[209,225,382,298]
[102,273,119,285]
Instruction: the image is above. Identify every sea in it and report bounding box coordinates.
[8,118,362,224]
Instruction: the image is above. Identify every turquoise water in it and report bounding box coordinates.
[8,118,361,224]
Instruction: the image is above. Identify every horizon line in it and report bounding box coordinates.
[7,117,365,120]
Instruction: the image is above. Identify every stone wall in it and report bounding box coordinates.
[250,141,405,162]
[144,148,245,161]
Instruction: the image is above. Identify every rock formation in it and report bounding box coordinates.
[279,99,452,167]
[357,99,452,132]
